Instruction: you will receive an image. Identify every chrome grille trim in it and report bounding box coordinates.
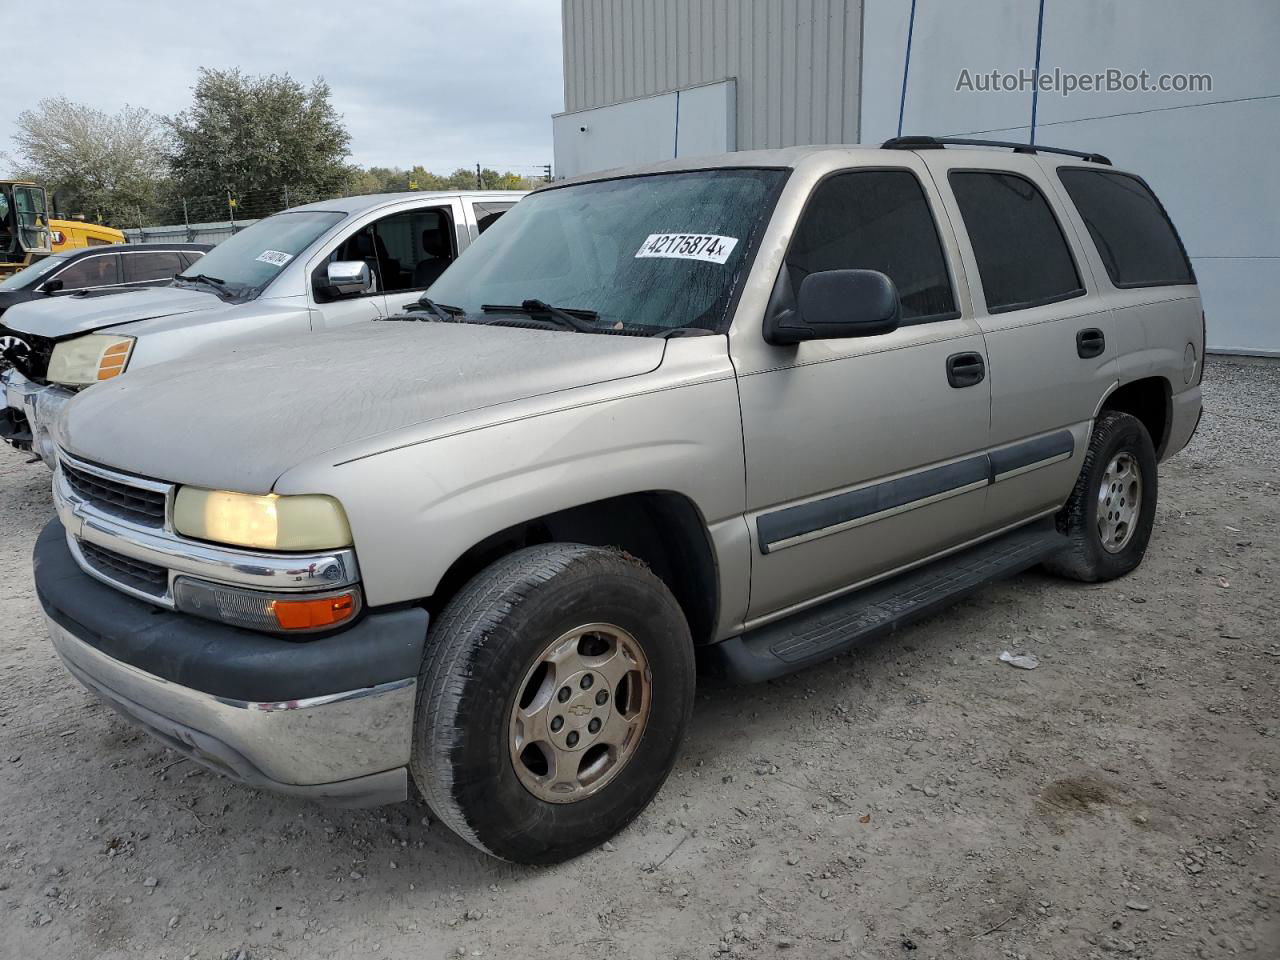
[53,447,360,608]
[62,458,168,527]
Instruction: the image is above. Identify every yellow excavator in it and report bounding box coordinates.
[0,180,53,279]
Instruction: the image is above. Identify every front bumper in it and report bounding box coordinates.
[1,366,70,465]
[36,519,429,807]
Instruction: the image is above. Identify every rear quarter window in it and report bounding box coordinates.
[1057,169,1194,288]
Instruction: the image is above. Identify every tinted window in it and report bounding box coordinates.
[473,201,515,234]
[123,251,184,283]
[786,170,956,322]
[55,254,120,289]
[949,171,1084,312]
[1058,169,1194,287]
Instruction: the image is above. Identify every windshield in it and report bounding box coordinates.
[427,169,787,333]
[177,210,344,297]
[0,252,68,290]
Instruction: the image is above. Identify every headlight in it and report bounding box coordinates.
[173,488,353,551]
[47,334,135,386]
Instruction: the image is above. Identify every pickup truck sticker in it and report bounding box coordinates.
[255,250,294,267]
[635,233,739,264]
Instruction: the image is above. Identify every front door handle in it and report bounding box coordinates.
[1077,328,1106,359]
[946,351,986,388]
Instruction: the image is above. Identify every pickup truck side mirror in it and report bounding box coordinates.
[317,260,373,299]
[763,268,901,345]
[40,278,64,294]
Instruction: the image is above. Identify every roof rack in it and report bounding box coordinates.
[881,135,1111,166]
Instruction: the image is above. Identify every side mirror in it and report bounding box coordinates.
[321,260,373,298]
[763,268,901,345]
[40,278,64,294]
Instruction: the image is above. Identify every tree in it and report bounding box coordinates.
[167,68,351,211]
[11,97,170,225]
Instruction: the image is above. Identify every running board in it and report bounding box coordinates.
[700,519,1065,684]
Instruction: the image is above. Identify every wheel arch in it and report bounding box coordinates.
[1095,376,1173,459]
[426,490,721,646]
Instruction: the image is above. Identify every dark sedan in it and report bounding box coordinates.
[0,243,212,320]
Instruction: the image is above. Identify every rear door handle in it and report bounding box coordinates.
[946,351,986,388]
[1077,328,1106,359]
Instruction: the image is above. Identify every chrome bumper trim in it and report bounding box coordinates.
[53,451,360,607]
[47,615,415,793]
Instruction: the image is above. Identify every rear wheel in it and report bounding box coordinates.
[1044,411,1158,582]
[411,543,694,864]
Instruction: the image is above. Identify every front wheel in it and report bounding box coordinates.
[1044,410,1159,582]
[410,543,695,864]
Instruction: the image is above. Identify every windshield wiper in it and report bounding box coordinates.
[177,273,226,290]
[410,297,467,322]
[481,299,598,332]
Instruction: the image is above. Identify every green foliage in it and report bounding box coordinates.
[345,165,541,195]
[167,68,351,203]
[10,97,170,225]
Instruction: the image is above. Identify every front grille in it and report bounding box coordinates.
[79,540,169,597]
[62,460,167,527]
[0,324,54,382]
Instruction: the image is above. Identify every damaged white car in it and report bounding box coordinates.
[0,190,522,464]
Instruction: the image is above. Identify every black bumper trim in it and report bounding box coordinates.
[35,518,428,703]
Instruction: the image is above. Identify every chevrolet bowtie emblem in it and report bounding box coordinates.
[566,703,592,717]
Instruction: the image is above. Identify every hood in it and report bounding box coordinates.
[0,288,39,313]
[58,322,667,492]
[2,286,224,338]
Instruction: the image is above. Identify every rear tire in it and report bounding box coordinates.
[1044,411,1158,582]
[410,543,694,864]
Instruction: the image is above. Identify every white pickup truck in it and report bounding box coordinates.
[0,190,523,464]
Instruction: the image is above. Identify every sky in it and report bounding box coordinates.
[1,0,564,176]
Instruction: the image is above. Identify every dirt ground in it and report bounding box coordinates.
[1,357,1276,960]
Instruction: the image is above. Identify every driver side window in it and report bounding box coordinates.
[788,170,958,324]
[325,206,457,296]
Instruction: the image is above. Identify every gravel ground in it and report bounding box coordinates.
[1,357,1276,960]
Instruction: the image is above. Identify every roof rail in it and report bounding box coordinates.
[882,135,1112,166]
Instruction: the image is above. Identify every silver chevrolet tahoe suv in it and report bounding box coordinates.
[34,138,1203,864]
[1,190,522,465]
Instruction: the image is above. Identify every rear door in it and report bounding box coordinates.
[922,152,1114,529]
[49,252,122,292]
[732,161,993,621]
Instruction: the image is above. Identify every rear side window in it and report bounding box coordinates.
[787,170,957,322]
[949,171,1084,313]
[473,201,515,234]
[123,251,184,283]
[1058,169,1194,287]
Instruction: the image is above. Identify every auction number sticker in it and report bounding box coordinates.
[255,250,293,267]
[635,233,739,264]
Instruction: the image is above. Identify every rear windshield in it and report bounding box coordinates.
[1057,169,1194,288]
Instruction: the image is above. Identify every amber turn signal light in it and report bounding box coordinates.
[270,592,358,631]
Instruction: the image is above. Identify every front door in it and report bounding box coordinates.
[732,163,993,623]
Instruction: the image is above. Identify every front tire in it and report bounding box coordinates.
[410,543,695,864]
[1044,411,1158,582]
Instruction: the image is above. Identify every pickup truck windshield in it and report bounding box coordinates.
[428,169,787,333]
[176,210,344,298]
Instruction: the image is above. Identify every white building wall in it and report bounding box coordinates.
[861,0,1280,356]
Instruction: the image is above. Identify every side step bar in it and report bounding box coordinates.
[700,519,1066,684]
